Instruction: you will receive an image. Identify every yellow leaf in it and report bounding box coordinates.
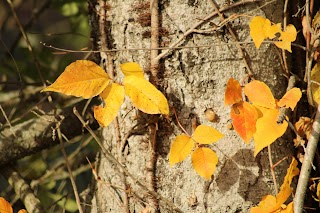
[0,197,13,213]
[277,88,302,110]
[230,101,258,144]
[274,24,297,52]
[42,60,110,99]
[94,83,125,127]
[250,195,277,213]
[192,124,223,144]
[124,76,169,115]
[244,80,276,109]
[17,210,27,213]
[311,62,320,106]
[253,109,288,156]
[280,202,293,213]
[191,148,218,180]
[169,135,194,166]
[224,78,243,105]
[276,157,299,208]
[120,62,144,78]
[249,16,281,48]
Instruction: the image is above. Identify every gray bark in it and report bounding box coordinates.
[87,0,294,212]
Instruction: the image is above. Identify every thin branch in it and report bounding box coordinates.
[294,104,320,213]
[268,145,278,194]
[281,0,289,77]
[73,108,184,213]
[1,166,45,213]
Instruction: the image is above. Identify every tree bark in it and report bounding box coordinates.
[87,0,294,212]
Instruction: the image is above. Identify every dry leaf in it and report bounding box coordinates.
[191,148,218,180]
[42,60,110,98]
[94,83,125,127]
[169,135,194,166]
[124,76,169,115]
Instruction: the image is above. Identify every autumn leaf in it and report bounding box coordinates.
[250,158,299,213]
[124,76,169,115]
[244,80,276,109]
[17,210,27,213]
[311,62,320,106]
[192,124,223,144]
[253,108,288,156]
[0,197,12,213]
[249,16,281,48]
[169,135,194,166]
[224,78,242,105]
[274,24,297,52]
[230,101,259,144]
[277,88,302,110]
[191,147,218,180]
[120,62,144,78]
[94,83,125,127]
[42,60,110,99]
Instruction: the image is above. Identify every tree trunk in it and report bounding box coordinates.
[86,0,294,212]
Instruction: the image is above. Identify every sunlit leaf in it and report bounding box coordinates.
[124,76,169,115]
[94,83,125,127]
[169,135,194,166]
[311,62,320,106]
[230,101,259,144]
[192,124,223,144]
[120,62,144,78]
[224,78,242,105]
[244,80,276,109]
[250,195,277,213]
[253,108,288,156]
[41,60,110,99]
[249,16,281,48]
[274,25,297,52]
[17,210,27,213]
[277,88,302,110]
[191,148,218,180]
[0,197,12,213]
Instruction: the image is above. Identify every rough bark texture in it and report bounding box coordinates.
[87,0,293,212]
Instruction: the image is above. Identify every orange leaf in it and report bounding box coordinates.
[253,108,288,156]
[124,76,169,115]
[244,80,276,109]
[94,83,125,127]
[277,88,302,110]
[249,16,281,48]
[274,25,297,52]
[224,78,242,105]
[41,60,110,98]
[192,124,223,144]
[120,62,144,78]
[0,197,13,213]
[275,157,299,208]
[230,101,259,144]
[250,195,277,213]
[169,135,194,166]
[17,210,27,213]
[191,148,218,180]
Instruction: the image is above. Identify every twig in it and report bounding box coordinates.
[73,108,184,213]
[0,104,16,137]
[57,124,84,213]
[267,145,278,194]
[281,0,289,77]
[294,104,320,213]
[1,166,45,213]
[209,0,254,78]
[6,0,45,87]
[155,0,263,61]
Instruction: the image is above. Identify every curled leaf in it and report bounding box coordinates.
[169,135,194,166]
[191,148,218,180]
[124,76,169,115]
[41,60,110,99]
[94,83,125,127]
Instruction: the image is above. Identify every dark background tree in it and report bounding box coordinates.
[0,0,316,212]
